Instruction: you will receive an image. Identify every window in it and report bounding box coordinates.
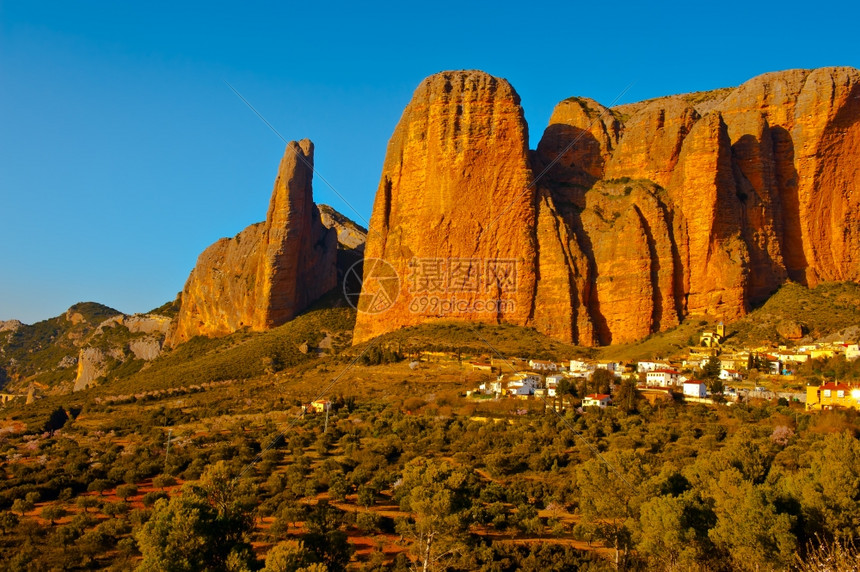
[837,390,845,398]
[824,389,831,397]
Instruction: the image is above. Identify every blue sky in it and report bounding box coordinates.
[2,0,858,323]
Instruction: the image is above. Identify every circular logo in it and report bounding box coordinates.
[343,258,400,314]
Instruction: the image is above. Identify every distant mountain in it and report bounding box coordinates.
[0,302,172,394]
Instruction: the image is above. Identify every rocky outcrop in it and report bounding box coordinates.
[715,67,860,287]
[354,67,860,346]
[128,337,163,361]
[97,314,172,336]
[167,140,337,346]
[73,347,123,391]
[319,204,367,251]
[0,320,23,333]
[604,97,699,188]
[352,71,540,343]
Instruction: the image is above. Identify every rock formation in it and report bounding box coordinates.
[318,204,367,251]
[167,140,337,346]
[0,320,23,333]
[354,67,860,346]
[74,347,124,391]
[352,71,541,343]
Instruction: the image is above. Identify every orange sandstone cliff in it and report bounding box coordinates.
[167,140,337,346]
[355,67,860,346]
[351,71,540,343]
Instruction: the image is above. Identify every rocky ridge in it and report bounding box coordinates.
[355,67,860,345]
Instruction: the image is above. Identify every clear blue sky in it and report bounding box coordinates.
[2,0,857,323]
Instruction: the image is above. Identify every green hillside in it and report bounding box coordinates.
[0,302,121,389]
[348,320,595,362]
[727,281,860,346]
[92,305,357,395]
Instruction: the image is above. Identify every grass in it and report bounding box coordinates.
[347,321,596,362]
[727,281,860,346]
[598,320,706,362]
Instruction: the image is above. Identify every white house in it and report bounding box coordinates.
[503,373,541,396]
[569,359,592,373]
[529,359,558,372]
[479,381,503,394]
[682,381,707,398]
[596,361,619,372]
[846,344,860,361]
[719,369,743,382]
[646,369,682,387]
[582,394,611,408]
[637,361,670,373]
[769,360,782,375]
[545,374,567,398]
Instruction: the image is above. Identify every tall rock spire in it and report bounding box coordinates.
[167,140,336,346]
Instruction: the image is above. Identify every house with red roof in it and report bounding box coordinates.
[582,394,611,408]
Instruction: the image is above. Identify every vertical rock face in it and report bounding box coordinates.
[168,140,337,346]
[353,71,542,344]
[74,347,123,391]
[354,67,860,346]
[535,97,620,195]
[604,97,699,188]
[666,112,749,319]
[715,67,860,287]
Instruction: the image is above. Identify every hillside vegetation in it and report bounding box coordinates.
[347,320,596,362]
[728,281,860,346]
[0,302,120,389]
[92,305,357,395]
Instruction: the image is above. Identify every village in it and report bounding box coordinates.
[449,324,860,413]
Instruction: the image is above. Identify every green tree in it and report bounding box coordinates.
[152,474,177,490]
[395,458,473,572]
[636,491,714,568]
[40,505,66,525]
[88,479,111,496]
[614,378,640,412]
[116,484,138,501]
[701,356,721,380]
[262,540,320,572]
[708,377,725,395]
[0,510,19,533]
[575,452,642,568]
[799,431,860,539]
[12,497,34,516]
[707,469,796,570]
[135,461,256,572]
[302,501,352,572]
[357,485,376,509]
[43,406,70,434]
[590,369,615,395]
[103,501,131,518]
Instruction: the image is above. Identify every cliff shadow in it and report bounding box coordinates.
[633,205,666,332]
[732,132,788,304]
[558,205,610,345]
[771,126,808,285]
[534,124,602,205]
